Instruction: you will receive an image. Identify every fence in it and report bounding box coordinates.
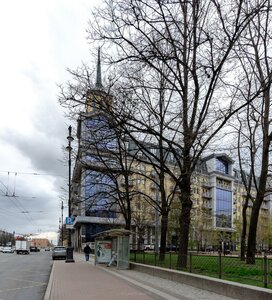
[130,251,272,289]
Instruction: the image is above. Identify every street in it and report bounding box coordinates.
[0,250,52,300]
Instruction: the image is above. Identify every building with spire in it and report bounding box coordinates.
[69,51,272,253]
[70,50,123,251]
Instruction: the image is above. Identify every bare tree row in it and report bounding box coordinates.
[59,0,272,266]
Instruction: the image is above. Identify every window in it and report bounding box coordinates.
[84,170,116,218]
[216,188,232,228]
[150,148,157,155]
[138,150,143,157]
[216,158,229,174]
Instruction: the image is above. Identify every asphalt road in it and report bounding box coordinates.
[0,250,52,300]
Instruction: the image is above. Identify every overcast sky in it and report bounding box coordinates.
[0,0,101,244]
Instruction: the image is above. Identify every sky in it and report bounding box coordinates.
[0,0,101,244]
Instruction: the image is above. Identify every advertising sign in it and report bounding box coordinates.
[95,241,112,263]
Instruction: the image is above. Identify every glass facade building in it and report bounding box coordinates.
[215,188,232,228]
[85,170,116,218]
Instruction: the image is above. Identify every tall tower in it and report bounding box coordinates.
[85,48,112,113]
[95,47,103,90]
[72,49,119,250]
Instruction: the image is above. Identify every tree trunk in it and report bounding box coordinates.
[124,218,130,230]
[177,201,192,268]
[124,199,131,230]
[240,200,248,261]
[159,213,168,261]
[246,202,261,264]
[177,174,192,269]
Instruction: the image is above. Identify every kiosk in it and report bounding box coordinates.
[94,229,131,269]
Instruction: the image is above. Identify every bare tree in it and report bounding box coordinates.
[234,109,257,260]
[87,0,268,268]
[59,58,180,259]
[231,2,272,263]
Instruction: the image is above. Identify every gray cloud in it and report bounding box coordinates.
[0,129,66,177]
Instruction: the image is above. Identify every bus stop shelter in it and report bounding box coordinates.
[94,229,131,269]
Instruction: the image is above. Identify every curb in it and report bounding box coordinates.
[43,262,55,300]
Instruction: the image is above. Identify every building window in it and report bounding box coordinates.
[216,188,232,228]
[150,148,157,155]
[138,150,143,157]
[216,158,229,174]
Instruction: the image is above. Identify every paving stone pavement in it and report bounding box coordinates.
[44,253,239,300]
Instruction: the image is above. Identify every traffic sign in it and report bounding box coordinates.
[66,217,75,225]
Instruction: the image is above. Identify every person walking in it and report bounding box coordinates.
[83,243,91,261]
[107,251,117,267]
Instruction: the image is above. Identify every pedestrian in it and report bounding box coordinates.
[107,251,117,267]
[83,243,91,261]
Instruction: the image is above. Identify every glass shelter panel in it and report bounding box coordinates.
[117,236,129,270]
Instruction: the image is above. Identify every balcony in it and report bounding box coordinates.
[202,203,212,209]
[120,179,134,187]
[202,182,212,188]
[261,204,269,210]
[170,186,181,194]
[217,183,232,191]
[202,192,212,199]
[150,171,157,178]
[242,201,253,207]
[150,183,160,190]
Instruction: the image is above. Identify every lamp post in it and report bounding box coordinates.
[61,201,64,246]
[66,125,75,263]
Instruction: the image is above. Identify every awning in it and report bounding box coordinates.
[93,229,132,239]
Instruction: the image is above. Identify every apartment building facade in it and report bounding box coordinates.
[68,55,271,252]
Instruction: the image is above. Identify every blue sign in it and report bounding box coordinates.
[66,217,75,225]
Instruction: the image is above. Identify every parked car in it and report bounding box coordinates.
[45,247,51,251]
[52,246,66,260]
[144,244,155,251]
[166,244,179,252]
[2,246,14,253]
[30,246,40,252]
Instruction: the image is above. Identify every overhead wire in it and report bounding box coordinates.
[12,172,17,196]
[0,170,61,232]
[0,173,41,231]
[0,187,6,195]
[0,170,64,177]
[6,172,10,196]
[0,179,8,195]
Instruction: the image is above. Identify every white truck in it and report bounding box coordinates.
[15,240,30,254]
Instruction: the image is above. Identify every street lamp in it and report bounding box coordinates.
[66,125,75,263]
[61,201,64,247]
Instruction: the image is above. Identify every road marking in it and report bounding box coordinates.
[0,283,46,293]
[8,277,46,285]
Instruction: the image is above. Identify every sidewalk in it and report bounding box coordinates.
[44,253,238,300]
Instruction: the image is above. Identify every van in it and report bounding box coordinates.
[144,244,155,251]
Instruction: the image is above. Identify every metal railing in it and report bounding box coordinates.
[130,251,272,289]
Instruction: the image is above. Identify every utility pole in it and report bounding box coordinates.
[61,201,64,246]
[59,217,61,245]
[66,125,75,263]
